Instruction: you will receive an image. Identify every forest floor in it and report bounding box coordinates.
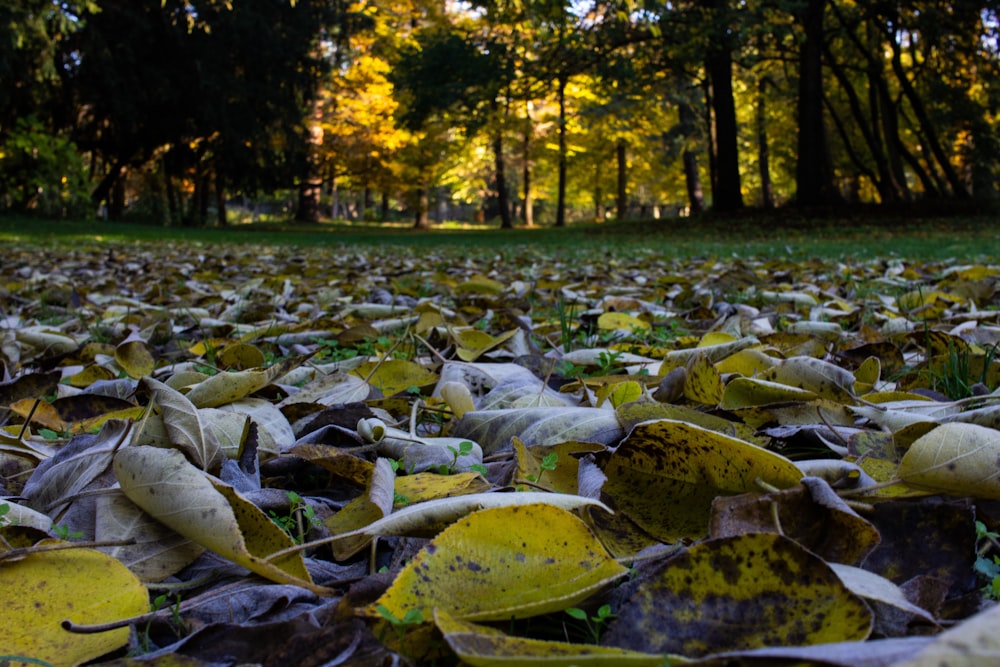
[1,213,1000,665]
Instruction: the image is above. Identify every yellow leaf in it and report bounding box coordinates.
[854,356,881,394]
[115,336,155,378]
[604,533,872,657]
[720,376,818,409]
[9,397,66,432]
[183,355,304,408]
[187,338,230,357]
[65,363,116,387]
[597,311,649,332]
[367,503,627,621]
[352,358,439,396]
[899,422,1000,499]
[289,443,375,486]
[217,341,266,370]
[434,609,670,667]
[698,331,736,346]
[325,458,395,560]
[0,545,149,665]
[393,471,491,506]
[452,328,519,362]
[713,347,778,377]
[683,354,724,405]
[514,437,604,494]
[595,379,644,408]
[600,419,802,541]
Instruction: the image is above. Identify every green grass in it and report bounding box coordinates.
[1,213,997,261]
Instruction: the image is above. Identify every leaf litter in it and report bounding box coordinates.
[3,242,1000,664]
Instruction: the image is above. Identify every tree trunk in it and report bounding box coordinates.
[522,109,534,227]
[888,25,969,198]
[163,157,178,226]
[111,170,127,221]
[296,180,321,222]
[794,0,836,207]
[683,150,705,216]
[705,42,743,212]
[616,140,627,220]
[824,42,900,203]
[413,186,430,230]
[676,100,706,216]
[91,162,125,218]
[493,121,512,229]
[756,75,774,209]
[824,94,881,196]
[330,177,340,219]
[555,74,569,227]
[215,170,227,227]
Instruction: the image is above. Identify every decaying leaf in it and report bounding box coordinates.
[599,419,802,541]
[604,533,873,657]
[434,609,669,666]
[114,445,331,594]
[367,503,627,621]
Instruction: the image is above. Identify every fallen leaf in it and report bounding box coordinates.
[0,543,149,664]
[367,503,627,621]
[604,532,873,657]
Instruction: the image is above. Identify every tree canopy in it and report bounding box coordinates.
[1,0,998,224]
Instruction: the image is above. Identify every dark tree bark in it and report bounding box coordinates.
[555,73,568,227]
[824,94,881,193]
[91,162,125,218]
[413,186,429,230]
[755,75,774,209]
[677,100,705,216]
[296,181,321,222]
[616,140,627,220]
[493,126,512,229]
[887,23,969,198]
[683,150,705,216]
[521,104,534,227]
[704,33,743,212]
[794,0,836,207]
[215,170,227,227]
[824,42,901,203]
[163,158,178,226]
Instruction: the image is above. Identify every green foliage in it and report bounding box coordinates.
[565,603,616,644]
[0,116,90,217]
[975,520,1000,600]
[925,341,999,400]
[268,491,322,544]
[52,523,83,540]
[435,440,478,475]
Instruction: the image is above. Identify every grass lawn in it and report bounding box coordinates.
[1,213,997,261]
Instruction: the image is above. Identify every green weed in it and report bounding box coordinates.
[527,452,558,486]
[565,603,615,644]
[375,604,425,649]
[52,523,83,540]
[975,520,1000,600]
[268,491,322,544]
[923,340,998,400]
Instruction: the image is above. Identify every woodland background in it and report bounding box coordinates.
[1,0,999,228]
